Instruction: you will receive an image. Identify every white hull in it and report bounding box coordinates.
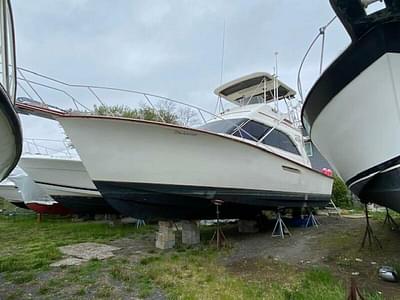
[311,53,400,183]
[19,156,100,198]
[18,156,118,214]
[59,116,333,218]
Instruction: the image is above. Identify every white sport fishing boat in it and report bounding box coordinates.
[0,0,22,181]
[17,72,333,219]
[302,0,400,212]
[19,155,118,215]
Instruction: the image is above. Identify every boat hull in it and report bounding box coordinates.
[302,22,400,211]
[26,202,71,215]
[95,181,331,219]
[51,195,118,215]
[0,86,22,181]
[9,200,27,209]
[59,116,333,219]
[19,156,117,215]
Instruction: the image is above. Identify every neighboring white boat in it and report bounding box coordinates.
[0,179,26,208]
[0,0,22,181]
[19,154,117,214]
[17,72,332,219]
[302,0,400,212]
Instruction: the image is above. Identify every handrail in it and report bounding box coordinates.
[16,66,262,142]
[23,138,77,158]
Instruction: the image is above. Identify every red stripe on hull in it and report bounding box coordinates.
[27,203,72,215]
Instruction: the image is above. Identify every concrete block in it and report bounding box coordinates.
[156,221,176,249]
[181,220,200,245]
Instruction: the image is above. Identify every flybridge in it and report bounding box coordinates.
[214,72,296,106]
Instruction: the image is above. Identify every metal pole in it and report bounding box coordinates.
[0,0,10,92]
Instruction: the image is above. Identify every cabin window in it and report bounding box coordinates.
[197,118,246,134]
[304,141,313,157]
[233,120,269,140]
[262,130,300,155]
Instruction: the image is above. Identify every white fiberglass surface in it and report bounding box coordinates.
[59,117,332,195]
[312,53,400,181]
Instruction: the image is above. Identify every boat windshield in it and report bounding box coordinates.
[197,118,247,134]
[198,118,300,155]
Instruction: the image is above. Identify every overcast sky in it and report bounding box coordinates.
[12,0,350,146]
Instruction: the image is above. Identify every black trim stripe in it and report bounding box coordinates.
[346,155,400,188]
[302,21,400,133]
[34,180,98,192]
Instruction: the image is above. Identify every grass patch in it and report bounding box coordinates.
[0,215,151,273]
[4,271,36,284]
[134,246,286,299]
[0,215,154,299]
[286,268,345,300]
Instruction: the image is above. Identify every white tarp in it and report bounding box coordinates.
[7,166,55,204]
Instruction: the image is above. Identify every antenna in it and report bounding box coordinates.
[215,19,226,114]
[274,51,279,112]
[219,19,226,86]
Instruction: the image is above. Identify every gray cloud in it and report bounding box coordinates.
[13,0,351,141]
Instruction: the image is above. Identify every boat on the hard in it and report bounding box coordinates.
[0,0,22,181]
[302,0,400,212]
[17,72,333,219]
[7,166,71,215]
[19,155,118,215]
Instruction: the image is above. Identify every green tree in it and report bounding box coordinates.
[93,103,179,124]
[331,175,353,209]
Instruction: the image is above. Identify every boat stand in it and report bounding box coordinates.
[272,211,291,239]
[347,278,365,300]
[37,213,42,223]
[383,208,399,231]
[305,209,319,228]
[361,203,382,249]
[209,200,227,249]
[136,219,146,228]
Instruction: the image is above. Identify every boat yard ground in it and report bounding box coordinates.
[0,211,399,299]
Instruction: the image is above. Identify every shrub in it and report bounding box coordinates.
[93,103,180,124]
[331,175,353,209]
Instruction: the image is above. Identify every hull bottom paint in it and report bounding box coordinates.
[27,202,72,215]
[51,196,118,215]
[9,201,27,209]
[348,160,400,212]
[95,181,331,220]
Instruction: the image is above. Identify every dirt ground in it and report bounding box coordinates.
[1,215,400,299]
[223,216,400,299]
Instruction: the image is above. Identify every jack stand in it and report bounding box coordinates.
[383,208,399,231]
[361,203,382,249]
[347,278,365,300]
[210,200,227,249]
[37,213,42,223]
[305,209,319,228]
[136,219,146,228]
[272,211,291,239]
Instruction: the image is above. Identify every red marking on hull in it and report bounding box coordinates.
[27,203,72,215]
